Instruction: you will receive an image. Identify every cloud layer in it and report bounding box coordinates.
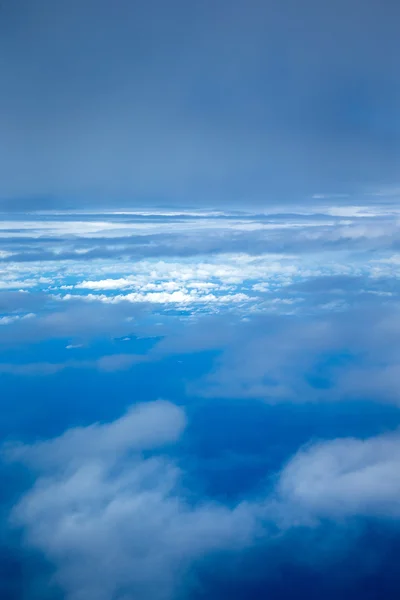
[7,400,400,600]
[2,206,400,598]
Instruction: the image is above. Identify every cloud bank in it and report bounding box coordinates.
[7,400,400,600]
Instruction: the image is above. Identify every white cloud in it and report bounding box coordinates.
[322,205,373,217]
[0,313,35,325]
[275,431,400,522]
[252,282,269,292]
[7,398,400,600]
[63,290,251,305]
[7,401,186,467]
[8,401,258,600]
[76,278,136,290]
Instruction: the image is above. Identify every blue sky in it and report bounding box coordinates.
[1,2,400,599]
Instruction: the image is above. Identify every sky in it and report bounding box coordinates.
[1,0,400,207]
[1,2,400,600]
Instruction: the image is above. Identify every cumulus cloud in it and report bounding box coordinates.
[7,401,186,467]
[160,303,400,405]
[275,431,400,522]
[7,401,258,600]
[65,290,252,306]
[7,401,400,600]
[3,207,400,322]
[0,313,35,325]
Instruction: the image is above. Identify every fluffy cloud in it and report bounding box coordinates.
[65,290,251,306]
[8,401,259,600]
[8,402,400,600]
[276,431,400,522]
[169,304,400,405]
[3,207,400,322]
[0,312,35,325]
[7,394,400,600]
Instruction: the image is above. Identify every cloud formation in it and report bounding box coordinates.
[8,401,258,600]
[276,432,400,521]
[7,400,400,600]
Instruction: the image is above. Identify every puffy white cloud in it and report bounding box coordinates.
[7,401,186,468]
[63,290,251,305]
[8,401,259,600]
[275,431,400,522]
[7,399,400,600]
[76,278,137,290]
[173,304,400,405]
[0,312,35,325]
[5,205,396,318]
[111,290,251,305]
